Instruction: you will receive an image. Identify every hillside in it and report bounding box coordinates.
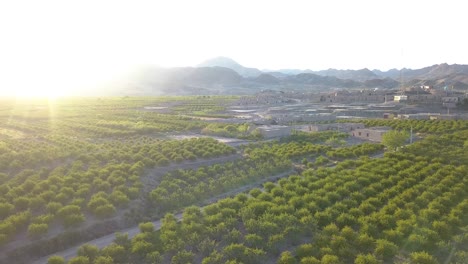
[198,57,263,78]
[374,64,468,89]
[112,60,468,95]
[314,68,379,81]
[120,66,243,95]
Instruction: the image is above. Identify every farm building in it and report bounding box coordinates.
[383,113,394,119]
[394,95,408,102]
[351,126,391,142]
[397,113,440,120]
[255,125,292,139]
[304,123,365,133]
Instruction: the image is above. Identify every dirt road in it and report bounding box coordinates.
[31,152,386,263]
[2,154,242,264]
[31,213,183,264]
[32,169,293,264]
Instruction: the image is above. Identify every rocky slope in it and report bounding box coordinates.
[113,59,468,95]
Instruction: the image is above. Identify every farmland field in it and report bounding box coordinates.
[0,97,467,264]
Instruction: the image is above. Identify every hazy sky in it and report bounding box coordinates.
[1,0,467,95]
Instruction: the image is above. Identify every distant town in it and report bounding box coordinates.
[189,85,463,140]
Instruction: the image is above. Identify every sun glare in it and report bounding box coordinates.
[14,86,62,98]
[2,59,130,98]
[7,75,66,98]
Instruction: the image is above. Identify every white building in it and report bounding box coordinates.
[304,123,365,133]
[394,95,408,102]
[351,127,391,142]
[255,125,292,139]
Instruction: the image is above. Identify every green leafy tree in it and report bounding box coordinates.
[114,232,131,248]
[171,250,195,264]
[321,254,341,264]
[279,251,297,264]
[139,222,155,233]
[57,205,82,218]
[0,203,14,219]
[452,250,468,264]
[77,244,99,262]
[299,256,320,264]
[202,251,224,264]
[13,197,30,210]
[94,204,116,218]
[382,130,409,151]
[374,239,398,260]
[131,240,153,257]
[28,223,48,237]
[409,251,438,264]
[146,251,163,264]
[101,243,127,263]
[296,244,316,259]
[325,137,346,147]
[63,214,85,227]
[354,254,379,264]
[160,213,183,252]
[68,256,90,264]
[46,202,62,214]
[47,256,66,264]
[94,256,113,264]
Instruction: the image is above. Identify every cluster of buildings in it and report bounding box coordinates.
[321,90,392,103]
[298,123,365,132]
[235,90,296,106]
[318,87,467,107]
[229,87,468,123]
[234,87,467,107]
[228,87,468,142]
[255,122,391,142]
[396,113,466,120]
[264,106,337,124]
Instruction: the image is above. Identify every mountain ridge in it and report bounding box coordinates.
[113,57,468,95]
[198,57,263,78]
[200,57,468,84]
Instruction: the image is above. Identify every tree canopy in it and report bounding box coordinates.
[382,130,410,151]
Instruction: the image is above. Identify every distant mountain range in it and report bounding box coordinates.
[116,57,468,95]
[198,57,263,78]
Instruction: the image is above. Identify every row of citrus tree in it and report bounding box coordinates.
[0,137,235,245]
[49,126,468,264]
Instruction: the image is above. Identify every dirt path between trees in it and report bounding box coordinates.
[1,154,242,264]
[28,152,387,263]
[32,169,294,264]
